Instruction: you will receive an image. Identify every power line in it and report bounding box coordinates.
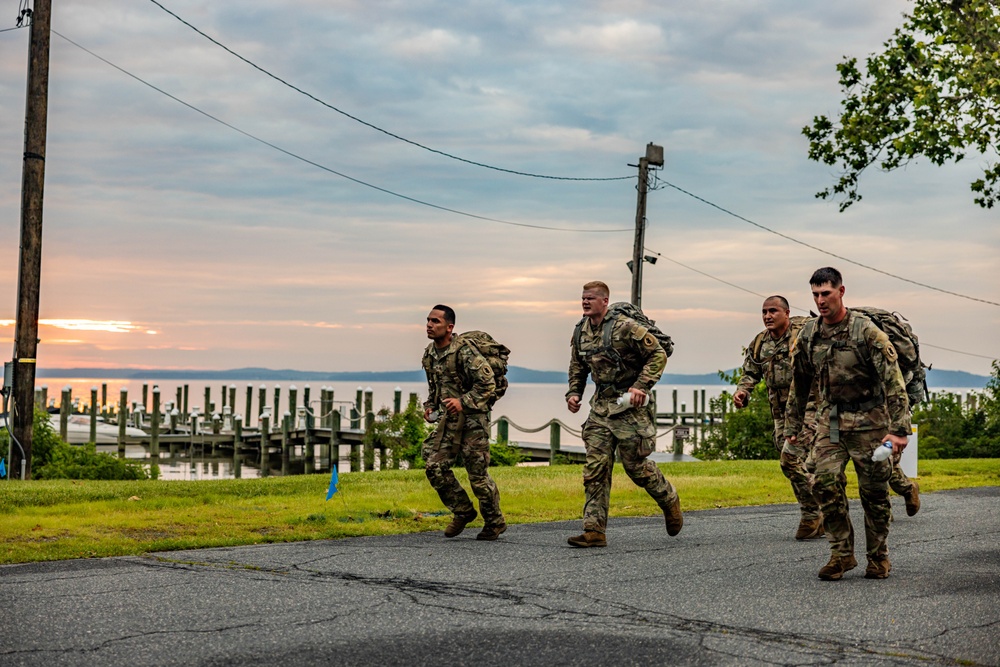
[660,179,1000,308]
[53,30,630,235]
[643,247,998,361]
[146,0,632,184]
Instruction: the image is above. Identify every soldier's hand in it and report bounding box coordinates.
[885,433,908,456]
[733,389,749,409]
[627,387,647,407]
[567,395,581,413]
[786,435,797,447]
[442,397,463,415]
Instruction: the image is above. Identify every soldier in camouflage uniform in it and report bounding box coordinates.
[786,268,910,581]
[565,281,682,548]
[735,295,824,540]
[422,305,506,541]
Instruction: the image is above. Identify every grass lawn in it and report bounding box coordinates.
[1,459,997,564]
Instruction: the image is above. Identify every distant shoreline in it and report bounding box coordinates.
[33,365,991,389]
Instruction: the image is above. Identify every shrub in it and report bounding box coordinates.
[696,370,776,460]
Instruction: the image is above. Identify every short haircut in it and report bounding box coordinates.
[809,267,843,288]
[582,281,610,298]
[431,304,456,325]
[764,295,790,310]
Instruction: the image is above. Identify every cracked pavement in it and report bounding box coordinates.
[1,486,998,666]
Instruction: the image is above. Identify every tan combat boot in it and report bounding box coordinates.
[567,531,607,548]
[795,515,825,540]
[903,481,920,516]
[818,554,858,581]
[476,522,507,541]
[444,510,477,538]
[864,556,891,579]
[663,497,683,536]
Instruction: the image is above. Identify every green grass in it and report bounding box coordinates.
[1,459,997,564]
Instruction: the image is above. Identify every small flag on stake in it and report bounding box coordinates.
[326,464,339,500]
[0,458,6,478]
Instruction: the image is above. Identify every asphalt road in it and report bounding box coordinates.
[1,486,998,666]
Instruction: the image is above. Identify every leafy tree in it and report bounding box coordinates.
[696,370,776,460]
[914,359,1000,457]
[804,0,1000,210]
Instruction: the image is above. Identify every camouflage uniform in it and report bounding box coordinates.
[738,328,821,522]
[422,340,505,529]
[786,310,911,561]
[567,315,678,535]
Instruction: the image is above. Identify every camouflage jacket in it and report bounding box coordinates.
[567,314,666,418]
[785,310,910,436]
[738,327,795,423]
[422,339,496,415]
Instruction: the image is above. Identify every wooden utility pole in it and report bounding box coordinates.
[630,143,663,307]
[11,0,53,479]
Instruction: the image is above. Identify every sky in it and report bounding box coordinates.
[0,0,997,378]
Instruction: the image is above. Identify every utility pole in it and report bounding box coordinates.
[10,0,53,479]
[630,143,663,307]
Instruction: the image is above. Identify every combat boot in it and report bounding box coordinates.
[476,522,507,541]
[663,497,683,536]
[794,515,825,540]
[443,509,477,538]
[903,481,920,516]
[567,531,607,548]
[864,556,891,579]
[818,554,858,581]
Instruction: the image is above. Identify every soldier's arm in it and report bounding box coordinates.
[866,325,911,437]
[459,346,496,412]
[566,336,589,400]
[628,321,667,391]
[783,332,813,437]
[421,351,436,412]
[736,339,763,395]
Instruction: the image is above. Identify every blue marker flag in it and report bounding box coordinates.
[0,458,6,478]
[326,464,339,500]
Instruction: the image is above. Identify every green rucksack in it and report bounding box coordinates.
[851,307,928,406]
[572,301,675,361]
[799,307,928,406]
[447,331,510,406]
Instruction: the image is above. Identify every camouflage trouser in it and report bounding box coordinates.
[422,412,504,527]
[774,420,820,521]
[812,428,893,560]
[889,456,914,497]
[580,416,678,534]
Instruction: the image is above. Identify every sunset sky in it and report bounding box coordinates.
[1,0,997,378]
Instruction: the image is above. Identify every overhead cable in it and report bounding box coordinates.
[644,247,997,361]
[146,0,632,183]
[53,30,630,234]
[660,179,1000,308]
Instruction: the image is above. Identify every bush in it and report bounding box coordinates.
[913,360,1000,458]
[367,401,428,469]
[696,370,776,460]
[489,439,525,466]
[1,405,148,480]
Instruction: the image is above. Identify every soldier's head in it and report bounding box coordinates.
[581,281,610,321]
[761,295,790,336]
[809,267,846,325]
[426,305,455,346]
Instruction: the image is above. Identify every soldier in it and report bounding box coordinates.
[786,268,910,581]
[565,281,682,547]
[421,305,506,541]
[734,295,824,540]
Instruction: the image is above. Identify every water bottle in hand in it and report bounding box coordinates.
[871,441,893,462]
[617,392,650,408]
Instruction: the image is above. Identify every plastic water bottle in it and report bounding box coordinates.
[871,441,893,462]
[617,392,650,408]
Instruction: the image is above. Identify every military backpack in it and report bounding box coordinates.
[799,307,928,406]
[573,301,675,364]
[446,331,511,406]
